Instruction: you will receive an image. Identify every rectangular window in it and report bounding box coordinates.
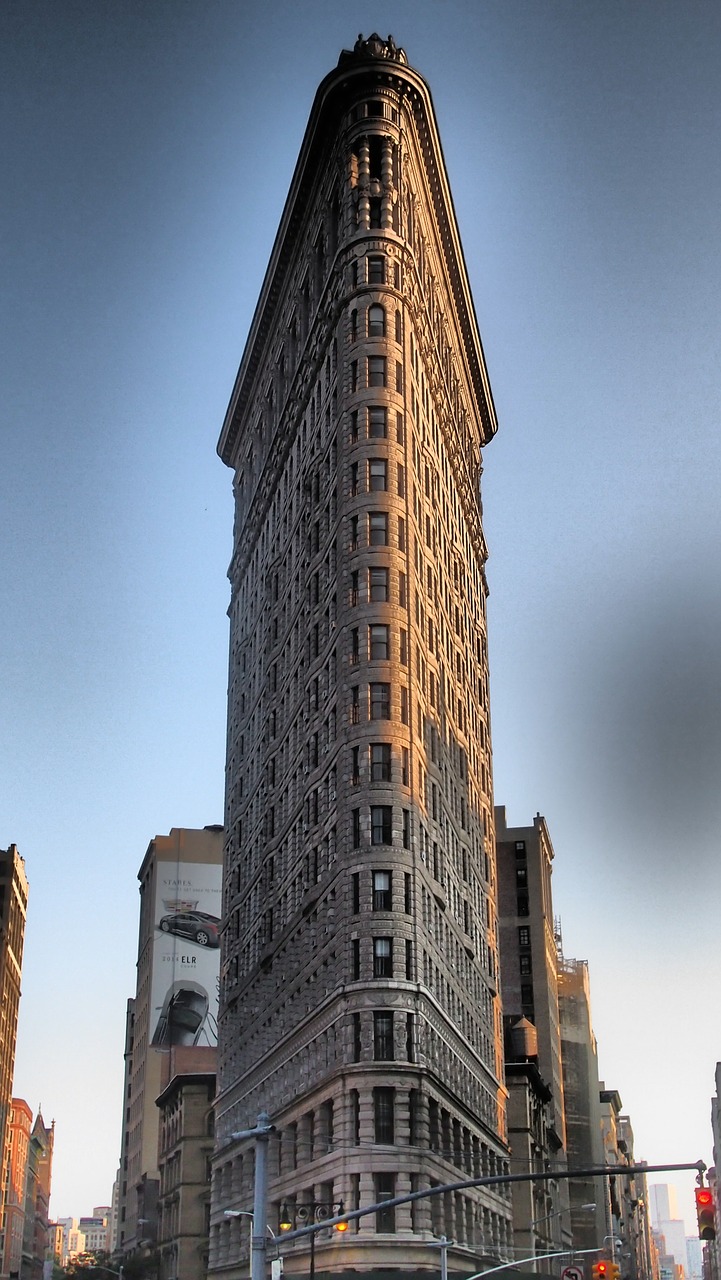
[374,1172,396,1228]
[368,256,385,284]
[399,629,408,666]
[395,361,403,393]
[521,984,534,1007]
[350,461,359,496]
[397,463,405,497]
[401,746,409,786]
[352,809,361,848]
[396,411,405,444]
[368,406,387,438]
[374,1087,395,1143]
[402,809,410,850]
[404,871,412,913]
[353,1012,362,1061]
[517,896,529,917]
[351,745,360,784]
[370,743,392,782]
[405,937,413,979]
[350,570,359,606]
[520,954,532,976]
[370,682,391,719]
[368,356,386,387]
[350,628,359,665]
[350,409,359,442]
[352,938,361,980]
[518,926,530,947]
[371,805,392,845]
[398,571,406,608]
[350,515,359,549]
[351,360,358,392]
[369,512,388,545]
[369,567,388,602]
[373,1012,394,1061]
[398,516,406,551]
[351,686,359,723]
[373,936,393,977]
[368,304,385,337]
[352,872,360,913]
[369,624,390,660]
[400,686,409,724]
[368,458,387,490]
[373,870,392,910]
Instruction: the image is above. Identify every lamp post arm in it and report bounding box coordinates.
[466,1246,607,1279]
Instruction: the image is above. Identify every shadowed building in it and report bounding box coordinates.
[211,32,510,1280]
[495,808,570,1260]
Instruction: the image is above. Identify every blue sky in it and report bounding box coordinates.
[3,0,720,1229]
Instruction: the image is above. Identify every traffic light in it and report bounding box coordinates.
[592,1263,608,1280]
[608,1264,621,1280]
[695,1186,716,1241]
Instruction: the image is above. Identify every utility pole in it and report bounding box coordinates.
[229,1112,276,1280]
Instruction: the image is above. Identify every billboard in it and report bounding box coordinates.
[149,861,222,1049]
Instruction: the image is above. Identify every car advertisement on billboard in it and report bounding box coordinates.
[150,861,222,1049]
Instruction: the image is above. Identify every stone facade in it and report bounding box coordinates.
[156,1054,216,1280]
[212,33,509,1280]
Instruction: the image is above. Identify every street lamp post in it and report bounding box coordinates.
[227,1112,276,1280]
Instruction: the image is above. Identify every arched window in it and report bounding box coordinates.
[368,305,385,338]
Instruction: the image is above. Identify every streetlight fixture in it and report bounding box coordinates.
[278,1201,347,1280]
[224,1211,277,1278]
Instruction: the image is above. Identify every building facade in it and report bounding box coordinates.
[116,827,223,1258]
[20,1111,53,1280]
[212,32,509,1280]
[156,1048,216,1280]
[557,956,607,1251]
[1,1098,33,1279]
[0,847,29,1216]
[495,808,570,1259]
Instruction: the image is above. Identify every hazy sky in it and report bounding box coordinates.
[3,0,720,1232]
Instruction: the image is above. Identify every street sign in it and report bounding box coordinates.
[562,1266,584,1280]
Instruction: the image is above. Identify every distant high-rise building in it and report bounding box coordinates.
[212,31,508,1280]
[557,955,607,1250]
[116,827,223,1258]
[650,1183,690,1276]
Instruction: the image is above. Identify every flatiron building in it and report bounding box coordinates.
[212,34,510,1280]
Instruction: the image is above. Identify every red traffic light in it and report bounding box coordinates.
[695,1187,716,1241]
